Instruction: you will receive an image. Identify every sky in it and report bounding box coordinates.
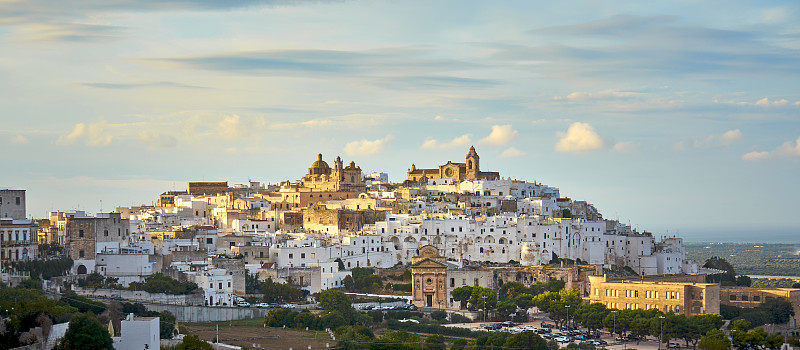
[1,0,799,242]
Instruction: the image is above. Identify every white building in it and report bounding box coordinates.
[113,313,159,350]
[196,268,235,306]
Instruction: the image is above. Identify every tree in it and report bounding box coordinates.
[703,257,736,284]
[499,282,527,300]
[451,286,473,309]
[159,311,176,339]
[503,331,547,350]
[736,275,752,287]
[342,275,354,291]
[546,339,560,350]
[319,289,353,315]
[698,329,730,350]
[468,286,497,311]
[452,338,468,350]
[177,334,213,350]
[424,335,446,350]
[759,297,795,324]
[261,278,304,303]
[573,303,608,331]
[55,314,113,350]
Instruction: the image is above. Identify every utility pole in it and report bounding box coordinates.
[611,310,617,336]
[659,315,666,350]
[216,323,219,350]
[565,305,570,329]
[483,294,487,326]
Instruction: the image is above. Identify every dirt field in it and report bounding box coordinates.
[185,318,337,350]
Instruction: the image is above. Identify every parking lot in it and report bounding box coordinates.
[445,319,683,350]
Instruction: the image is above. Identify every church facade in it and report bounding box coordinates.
[407,146,500,183]
[300,154,365,192]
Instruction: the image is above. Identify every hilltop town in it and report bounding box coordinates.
[2,147,798,349]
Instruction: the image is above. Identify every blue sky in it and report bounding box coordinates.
[1,0,799,242]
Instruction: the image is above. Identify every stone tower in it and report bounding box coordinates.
[466,145,480,180]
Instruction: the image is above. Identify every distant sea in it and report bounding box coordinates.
[678,227,799,244]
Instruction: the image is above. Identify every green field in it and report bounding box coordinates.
[686,242,800,277]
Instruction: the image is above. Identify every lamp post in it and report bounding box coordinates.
[659,315,666,350]
[611,310,617,336]
[565,305,571,329]
[483,294,487,326]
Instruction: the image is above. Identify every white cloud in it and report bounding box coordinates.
[344,135,394,156]
[479,125,518,146]
[555,89,647,102]
[137,131,177,149]
[775,136,800,157]
[755,97,788,107]
[741,136,800,161]
[741,151,769,161]
[420,134,472,149]
[613,142,637,153]
[57,118,113,146]
[721,130,742,144]
[555,122,604,153]
[674,129,743,150]
[500,147,526,158]
[12,135,28,144]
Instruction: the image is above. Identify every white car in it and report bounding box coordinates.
[282,304,296,309]
[236,301,251,307]
[555,336,572,343]
[255,303,270,308]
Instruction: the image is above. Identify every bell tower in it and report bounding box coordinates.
[466,146,480,180]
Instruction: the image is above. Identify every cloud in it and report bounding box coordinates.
[344,135,394,156]
[137,131,177,149]
[12,135,28,144]
[421,134,472,150]
[714,97,796,107]
[741,136,800,161]
[82,81,208,89]
[554,89,647,102]
[555,122,604,153]
[674,129,743,150]
[500,147,526,158]
[613,142,637,153]
[16,22,124,42]
[720,130,742,143]
[741,151,769,161]
[479,125,518,146]
[57,118,113,146]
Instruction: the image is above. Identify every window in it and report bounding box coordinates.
[730,295,737,301]
[79,250,85,258]
[206,238,213,244]
[289,254,293,259]
[301,253,306,259]
[219,283,222,289]
[741,295,748,301]
[427,278,432,284]
[104,229,108,236]
[16,197,20,205]
[474,278,479,286]
[753,295,760,302]
[210,283,213,289]
[79,229,84,238]
[450,278,455,287]
[228,282,231,288]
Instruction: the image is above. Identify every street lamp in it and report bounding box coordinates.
[659,315,666,350]
[565,305,571,329]
[611,310,617,336]
[483,294,487,326]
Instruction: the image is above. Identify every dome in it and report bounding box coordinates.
[311,153,330,169]
[308,153,332,176]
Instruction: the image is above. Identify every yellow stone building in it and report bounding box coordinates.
[720,286,800,326]
[407,146,499,182]
[587,274,720,316]
[300,154,365,192]
[411,245,450,308]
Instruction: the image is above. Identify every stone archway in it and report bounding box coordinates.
[77,264,87,274]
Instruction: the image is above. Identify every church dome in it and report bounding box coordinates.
[309,153,331,175]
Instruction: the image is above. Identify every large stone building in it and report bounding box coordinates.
[587,274,720,317]
[187,182,228,196]
[0,189,27,219]
[407,146,500,182]
[720,286,800,326]
[300,154,365,192]
[411,245,452,308]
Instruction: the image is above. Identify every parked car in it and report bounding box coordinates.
[236,301,251,307]
[592,340,608,345]
[541,323,554,328]
[485,323,503,330]
[536,328,551,334]
[281,303,296,309]
[574,335,588,341]
[555,336,573,343]
[110,294,124,301]
[502,321,515,327]
[669,343,681,348]
[255,302,270,308]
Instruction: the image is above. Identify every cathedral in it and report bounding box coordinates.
[406,146,500,183]
[300,154,365,192]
